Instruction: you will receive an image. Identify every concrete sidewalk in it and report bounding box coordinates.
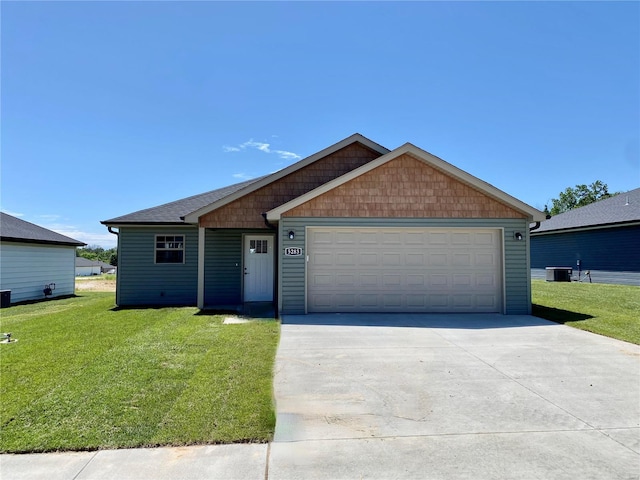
[0,444,268,480]
[2,314,639,479]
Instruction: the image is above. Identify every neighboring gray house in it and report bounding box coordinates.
[102,134,545,315]
[1,212,86,304]
[99,261,117,274]
[75,257,102,276]
[531,188,640,282]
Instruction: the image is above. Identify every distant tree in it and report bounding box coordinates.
[547,181,616,216]
[77,245,117,265]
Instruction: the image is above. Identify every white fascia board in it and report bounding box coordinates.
[103,224,195,228]
[531,221,640,236]
[183,134,390,223]
[267,143,545,222]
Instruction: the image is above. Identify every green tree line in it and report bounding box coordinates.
[76,245,117,266]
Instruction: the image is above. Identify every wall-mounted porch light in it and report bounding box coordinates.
[288,230,295,240]
[514,232,523,241]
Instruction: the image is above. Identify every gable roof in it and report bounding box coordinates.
[102,133,389,226]
[267,143,545,222]
[101,176,266,225]
[532,187,640,234]
[182,134,389,223]
[76,256,101,267]
[1,212,86,246]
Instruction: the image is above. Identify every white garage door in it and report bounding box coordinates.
[307,227,502,313]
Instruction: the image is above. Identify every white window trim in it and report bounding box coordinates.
[154,234,186,264]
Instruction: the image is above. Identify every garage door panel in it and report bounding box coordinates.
[312,273,333,286]
[452,232,472,245]
[308,228,502,313]
[359,253,378,265]
[335,232,357,244]
[382,253,402,266]
[383,294,402,307]
[429,253,448,266]
[335,253,356,266]
[335,273,355,286]
[429,274,449,287]
[453,274,472,287]
[453,253,472,266]
[406,252,425,265]
[312,252,333,265]
[476,253,496,266]
[428,232,448,244]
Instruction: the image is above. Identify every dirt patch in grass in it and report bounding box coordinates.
[75,278,116,292]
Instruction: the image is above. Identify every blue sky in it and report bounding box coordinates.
[2,1,638,249]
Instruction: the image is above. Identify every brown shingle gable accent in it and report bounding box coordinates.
[281,154,527,219]
[199,142,384,228]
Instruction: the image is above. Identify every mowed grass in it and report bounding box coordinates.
[0,293,279,453]
[532,280,640,344]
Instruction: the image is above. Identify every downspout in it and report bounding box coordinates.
[106,226,120,306]
[529,213,551,233]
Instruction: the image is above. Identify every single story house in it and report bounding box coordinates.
[1,212,86,304]
[531,187,640,279]
[102,134,545,315]
[99,261,117,274]
[75,257,103,276]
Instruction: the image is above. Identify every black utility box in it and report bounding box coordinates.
[0,290,11,308]
[545,267,572,282]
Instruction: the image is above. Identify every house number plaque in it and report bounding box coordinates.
[284,247,303,256]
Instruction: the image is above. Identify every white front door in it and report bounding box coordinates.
[243,235,274,302]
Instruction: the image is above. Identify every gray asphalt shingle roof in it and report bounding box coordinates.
[1,212,86,246]
[101,176,266,225]
[534,188,640,233]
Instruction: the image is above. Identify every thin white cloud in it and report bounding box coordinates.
[42,222,117,248]
[2,210,24,217]
[232,172,255,180]
[223,138,301,160]
[38,214,61,221]
[274,150,300,160]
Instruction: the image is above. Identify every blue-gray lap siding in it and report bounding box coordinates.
[531,225,640,272]
[278,217,532,315]
[117,227,198,306]
[203,228,271,307]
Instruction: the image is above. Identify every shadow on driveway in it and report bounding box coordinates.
[281,312,558,329]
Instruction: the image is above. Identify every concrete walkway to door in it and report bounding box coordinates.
[270,313,640,479]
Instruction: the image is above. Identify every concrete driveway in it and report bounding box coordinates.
[270,314,640,479]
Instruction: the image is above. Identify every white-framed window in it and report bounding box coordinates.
[249,239,268,254]
[155,235,185,264]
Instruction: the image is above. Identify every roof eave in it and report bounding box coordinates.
[100,221,195,227]
[1,236,86,247]
[531,220,640,236]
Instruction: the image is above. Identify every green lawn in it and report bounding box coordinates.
[0,293,280,453]
[532,280,640,344]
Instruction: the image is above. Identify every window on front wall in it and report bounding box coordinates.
[249,239,268,254]
[155,235,185,264]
